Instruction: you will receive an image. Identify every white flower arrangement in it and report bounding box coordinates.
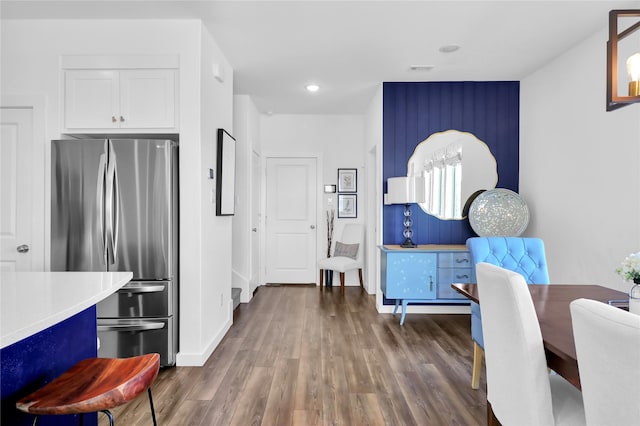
[616,252,640,284]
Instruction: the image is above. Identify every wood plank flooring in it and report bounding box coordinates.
[101,286,487,425]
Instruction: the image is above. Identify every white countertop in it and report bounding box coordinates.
[1,271,132,349]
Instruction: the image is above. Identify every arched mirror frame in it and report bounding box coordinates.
[407,130,498,220]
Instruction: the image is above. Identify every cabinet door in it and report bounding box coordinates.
[119,70,176,129]
[385,252,437,299]
[64,70,119,129]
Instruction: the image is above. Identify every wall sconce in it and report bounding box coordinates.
[385,176,426,248]
[606,9,640,111]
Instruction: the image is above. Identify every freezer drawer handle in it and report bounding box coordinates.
[118,284,166,294]
[97,322,165,332]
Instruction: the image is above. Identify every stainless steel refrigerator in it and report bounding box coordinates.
[51,138,178,366]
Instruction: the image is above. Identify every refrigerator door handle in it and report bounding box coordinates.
[118,284,166,294]
[105,140,119,264]
[97,322,165,332]
[112,152,120,263]
[96,151,108,264]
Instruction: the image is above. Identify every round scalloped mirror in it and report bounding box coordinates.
[407,130,498,220]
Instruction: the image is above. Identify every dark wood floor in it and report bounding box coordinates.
[102,286,487,425]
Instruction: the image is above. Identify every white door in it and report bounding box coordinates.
[265,157,317,283]
[250,150,261,294]
[0,108,34,271]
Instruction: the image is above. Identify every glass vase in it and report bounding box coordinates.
[629,281,640,315]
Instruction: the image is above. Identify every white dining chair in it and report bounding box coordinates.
[476,262,585,425]
[318,223,364,295]
[570,298,640,426]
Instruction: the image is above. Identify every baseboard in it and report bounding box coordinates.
[175,312,232,367]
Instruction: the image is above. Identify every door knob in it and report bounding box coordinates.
[310,225,316,229]
[252,228,257,232]
[17,244,29,253]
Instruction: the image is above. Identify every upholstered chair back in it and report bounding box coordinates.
[477,263,585,425]
[571,298,640,425]
[334,224,365,267]
[467,237,550,284]
[466,236,550,389]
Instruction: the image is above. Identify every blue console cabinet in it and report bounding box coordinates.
[380,245,473,324]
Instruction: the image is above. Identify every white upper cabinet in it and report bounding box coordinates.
[64,69,177,132]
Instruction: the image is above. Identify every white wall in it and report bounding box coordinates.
[364,86,383,297]
[191,25,235,365]
[1,19,235,366]
[521,27,640,292]
[260,114,366,285]
[233,95,261,302]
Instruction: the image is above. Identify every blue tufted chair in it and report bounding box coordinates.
[466,237,550,390]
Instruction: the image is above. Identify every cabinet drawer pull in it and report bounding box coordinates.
[456,274,470,279]
[119,116,125,122]
[111,116,117,123]
[430,275,433,292]
[456,258,470,263]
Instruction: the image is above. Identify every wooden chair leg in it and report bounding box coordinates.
[358,268,364,289]
[340,272,345,295]
[319,269,324,290]
[471,341,483,389]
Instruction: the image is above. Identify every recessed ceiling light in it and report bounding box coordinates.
[409,65,435,71]
[439,44,461,53]
[305,84,320,93]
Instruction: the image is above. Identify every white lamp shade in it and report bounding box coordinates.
[385,176,426,204]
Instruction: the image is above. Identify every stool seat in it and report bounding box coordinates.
[17,353,159,417]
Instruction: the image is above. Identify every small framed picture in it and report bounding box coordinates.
[337,168,357,192]
[338,194,357,218]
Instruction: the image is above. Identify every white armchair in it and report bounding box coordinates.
[570,298,640,425]
[476,263,585,425]
[318,223,364,295]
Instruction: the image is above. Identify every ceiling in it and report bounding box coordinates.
[2,0,639,114]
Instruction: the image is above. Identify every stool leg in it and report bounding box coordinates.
[79,412,84,426]
[101,410,114,426]
[148,387,158,426]
[32,416,39,426]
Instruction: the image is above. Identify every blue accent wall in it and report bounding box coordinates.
[383,81,520,245]
[1,306,98,426]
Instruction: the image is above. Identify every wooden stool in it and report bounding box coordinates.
[16,353,160,426]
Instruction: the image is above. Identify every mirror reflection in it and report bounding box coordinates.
[407,130,498,220]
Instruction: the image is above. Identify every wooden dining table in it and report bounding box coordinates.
[451,283,628,389]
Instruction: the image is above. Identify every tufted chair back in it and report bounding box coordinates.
[467,237,550,284]
[466,236,550,389]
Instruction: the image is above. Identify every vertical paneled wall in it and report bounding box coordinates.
[383,81,520,245]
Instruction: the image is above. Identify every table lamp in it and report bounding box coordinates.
[385,176,426,248]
